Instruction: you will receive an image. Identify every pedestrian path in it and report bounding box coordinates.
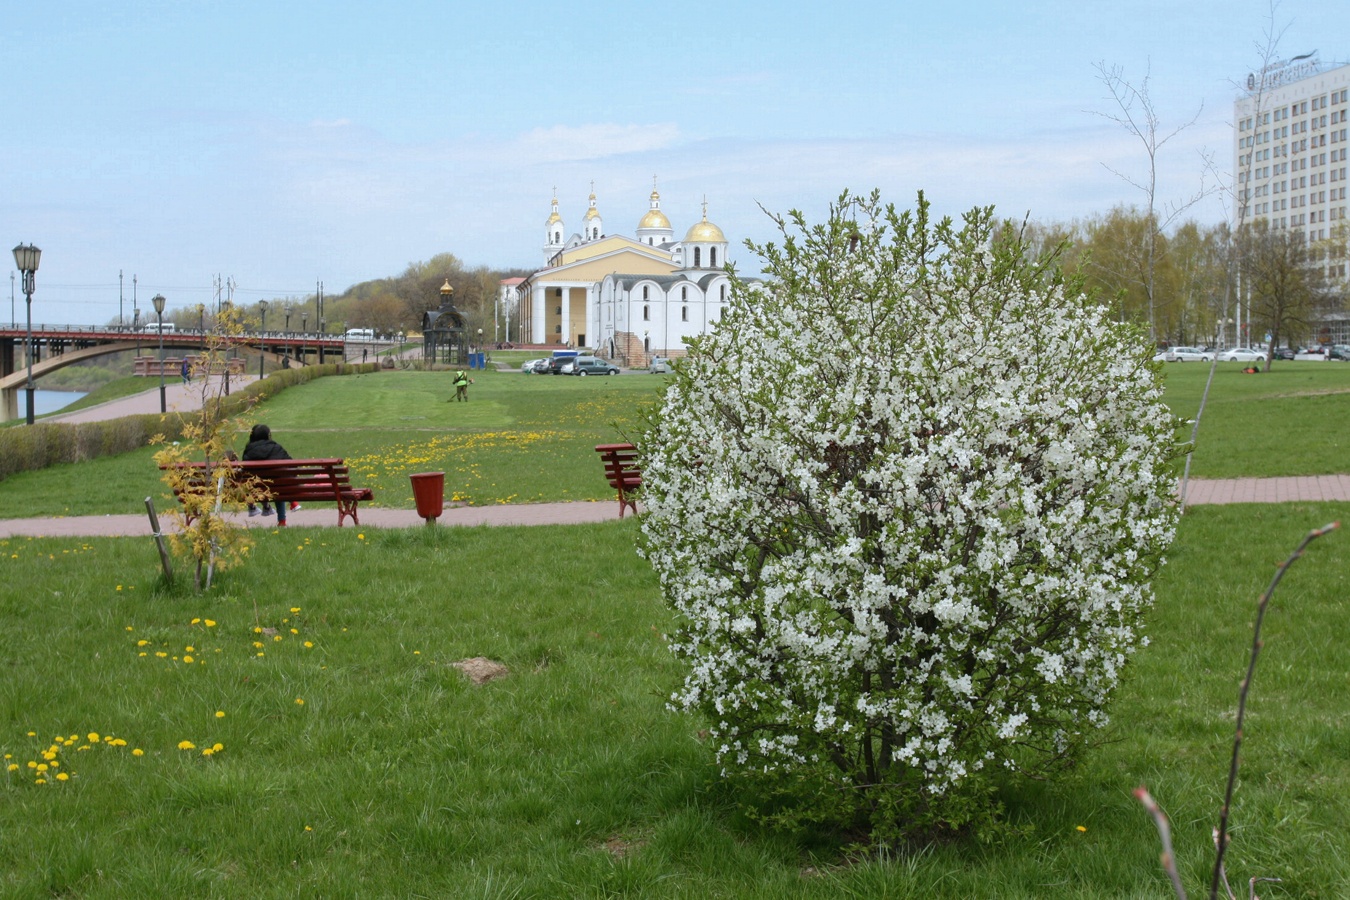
[3,477,1349,539]
[42,374,259,425]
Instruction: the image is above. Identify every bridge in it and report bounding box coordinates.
[0,323,353,422]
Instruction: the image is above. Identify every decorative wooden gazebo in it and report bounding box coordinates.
[422,280,468,365]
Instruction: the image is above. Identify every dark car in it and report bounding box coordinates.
[1272,347,1296,360]
[1329,345,1350,361]
[571,356,620,376]
[547,356,577,375]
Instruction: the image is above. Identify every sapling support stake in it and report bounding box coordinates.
[144,497,174,583]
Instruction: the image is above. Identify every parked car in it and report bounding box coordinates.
[571,356,621,376]
[1220,347,1265,363]
[649,355,672,374]
[1294,346,1330,361]
[528,358,551,374]
[1329,345,1350,361]
[1164,346,1212,362]
[546,357,576,375]
[521,358,547,373]
[1272,346,1296,361]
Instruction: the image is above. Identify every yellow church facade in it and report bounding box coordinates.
[515,184,740,366]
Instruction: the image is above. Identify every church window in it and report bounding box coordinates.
[681,306,688,321]
[642,285,648,300]
[694,247,702,267]
[681,286,687,300]
[555,288,562,297]
[711,248,718,267]
[643,305,650,321]
[720,284,726,301]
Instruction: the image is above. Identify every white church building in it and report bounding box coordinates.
[514,182,744,366]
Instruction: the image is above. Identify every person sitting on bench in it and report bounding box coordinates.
[242,424,297,525]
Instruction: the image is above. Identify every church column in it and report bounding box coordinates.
[532,285,548,344]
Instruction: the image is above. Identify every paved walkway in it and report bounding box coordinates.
[0,501,626,539]
[43,374,260,425]
[3,477,1349,539]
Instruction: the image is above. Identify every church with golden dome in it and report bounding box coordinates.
[514,179,739,366]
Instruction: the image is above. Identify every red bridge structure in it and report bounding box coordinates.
[0,324,347,422]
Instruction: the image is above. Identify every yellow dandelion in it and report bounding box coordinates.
[215,710,225,718]
[205,619,217,627]
[295,698,304,706]
[34,778,46,785]
[55,772,69,781]
[185,646,195,653]
[183,655,194,664]
[26,761,36,769]
[254,627,263,634]
[191,618,201,625]
[290,628,298,634]
[304,825,313,832]
[132,749,144,757]
[1076,825,1088,833]
[290,607,301,613]
[87,733,99,743]
[35,764,48,773]
[212,743,223,752]
[304,641,313,649]
[273,635,282,642]
[6,763,17,772]
[177,741,195,751]
[137,639,149,647]
[201,748,214,757]
[116,586,123,592]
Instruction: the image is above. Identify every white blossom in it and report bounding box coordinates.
[639,192,1178,835]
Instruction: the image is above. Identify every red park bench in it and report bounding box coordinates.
[161,458,373,527]
[595,443,642,518]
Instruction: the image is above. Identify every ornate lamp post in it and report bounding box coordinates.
[12,243,41,425]
[319,318,325,365]
[284,304,293,365]
[258,300,268,378]
[301,311,308,366]
[152,293,167,413]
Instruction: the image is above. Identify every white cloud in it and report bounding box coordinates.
[514,123,681,162]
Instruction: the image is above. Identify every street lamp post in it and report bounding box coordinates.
[284,304,292,365]
[258,300,268,378]
[301,312,308,366]
[476,328,483,367]
[13,243,41,425]
[319,318,326,365]
[152,294,167,413]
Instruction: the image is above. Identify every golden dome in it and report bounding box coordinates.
[639,209,672,230]
[684,216,725,243]
[547,211,562,225]
[584,207,601,221]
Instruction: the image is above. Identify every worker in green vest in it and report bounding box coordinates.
[453,369,471,402]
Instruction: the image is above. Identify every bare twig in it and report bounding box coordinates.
[1135,786,1188,899]
[1209,520,1338,900]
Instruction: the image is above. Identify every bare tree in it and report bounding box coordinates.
[1093,61,1214,343]
[1242,221,1333,365]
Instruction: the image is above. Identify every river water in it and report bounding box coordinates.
[33,389,88,416]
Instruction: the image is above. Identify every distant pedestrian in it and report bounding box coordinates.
[180,357,191,385]
[453,369,471,402]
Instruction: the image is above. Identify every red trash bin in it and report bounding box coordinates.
[409,472,445,525]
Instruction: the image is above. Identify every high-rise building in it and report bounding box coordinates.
[1234,56,1350,245]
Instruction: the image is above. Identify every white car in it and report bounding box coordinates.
[521,358,547,373]
[1163,346,1212,362]
[649,356,672,374]
[1220,347,1265,363]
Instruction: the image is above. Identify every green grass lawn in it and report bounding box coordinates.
[0,368,667,518]
[1163,360,1350,478]
[1,504,1346,897]
[2,358,1350,895]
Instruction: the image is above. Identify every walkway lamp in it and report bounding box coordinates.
[13,243,41,425]
[285,304,293,364]
[319,318,326,364]
[258,300,268,378]
[301,311,308,365]
[151,294,167,413]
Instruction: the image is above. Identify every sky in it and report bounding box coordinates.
[3,0,1347,325]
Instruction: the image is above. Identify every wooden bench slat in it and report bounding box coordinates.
[160,458,373,527]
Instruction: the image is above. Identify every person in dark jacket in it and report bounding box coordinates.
[242,423,294,526]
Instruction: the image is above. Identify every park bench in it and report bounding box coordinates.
[595,443,642,518]
[161,458,373,527]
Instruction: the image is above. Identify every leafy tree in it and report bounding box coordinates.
[1240,221,1335,367]
[640,191,1179,842]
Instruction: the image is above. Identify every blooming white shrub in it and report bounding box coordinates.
[638,192,1178,838]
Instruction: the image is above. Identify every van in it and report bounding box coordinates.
[141,322,176,334]
[344,328,375,341]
